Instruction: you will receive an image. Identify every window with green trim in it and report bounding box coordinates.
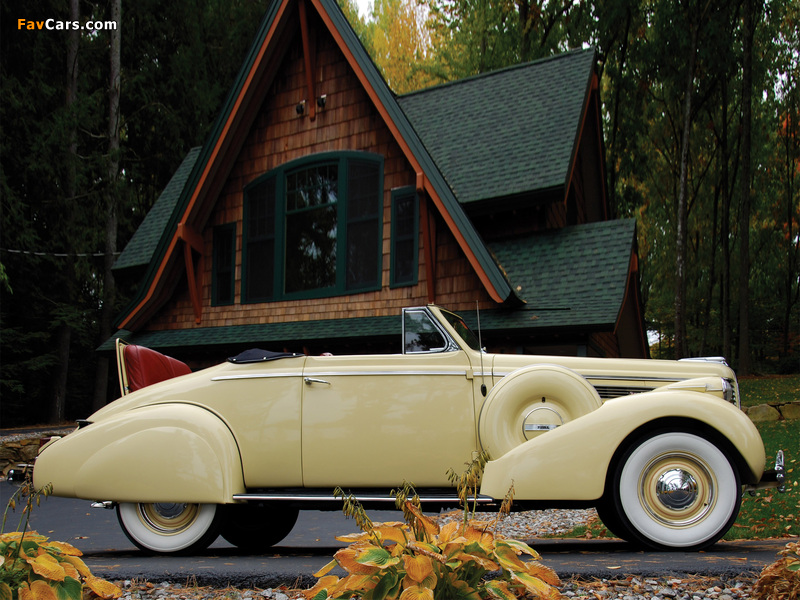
[243,153,383,302]
[390,186,418,287]
[212,223,236,306]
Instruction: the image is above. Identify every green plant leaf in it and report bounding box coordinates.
[372,571,399,600]
[483,580,516,600]
[52,576,83,600]
[357,546,400,569]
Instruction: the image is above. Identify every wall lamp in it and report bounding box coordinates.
[317,94,327,109]
[296,100,306,115]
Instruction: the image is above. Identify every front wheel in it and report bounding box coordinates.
[608,431,741,550]
[117,502,221,554]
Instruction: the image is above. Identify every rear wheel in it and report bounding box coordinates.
[219,503,299,550]
[609,431,741,550]
[117,502,221,554]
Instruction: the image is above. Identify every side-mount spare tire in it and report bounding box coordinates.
[478,364,602,458]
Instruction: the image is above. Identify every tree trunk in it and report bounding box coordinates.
[674,20,699,359]
[49,324,71,423]
[50,0,80,423]
[721,79,731,361]
[738,0,753,374]
[92,0,121,411]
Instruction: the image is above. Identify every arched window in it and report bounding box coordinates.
[241,152,383,302]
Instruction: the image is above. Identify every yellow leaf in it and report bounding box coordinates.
[0,582,13,600]
[85,576,122,599]
[313,559,339,578]
[27,553,66,581]
[62,562,80,581]
[374,524,410,545]
[404,502,439,539]
[334,546,380,575]
[436,521,460,543]
[403,554,433,583]
[339,573,379,594]
[523,561,561,587]
[44,541,82,556]
[462,524,493,547]
[454,551,498,571]
[62,555,91,578]
[483,580,517,600]
[27,581,59,600]
[510,571,561,599]
[303,575,340,600]
[502,538,540,560]
[399,584,433,600]
[335,531,372,543]
[493,543,527,572]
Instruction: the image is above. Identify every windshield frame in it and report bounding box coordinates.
[438,308,482,352]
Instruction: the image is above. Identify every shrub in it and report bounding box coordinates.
[304,458,562,600]
[753,542,800,600]
[1,474,121,600]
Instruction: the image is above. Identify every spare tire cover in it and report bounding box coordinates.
[478,364,602,458]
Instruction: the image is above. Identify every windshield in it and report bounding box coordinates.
[440,310,482,352]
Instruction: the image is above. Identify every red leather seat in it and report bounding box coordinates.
[123,344,191,392]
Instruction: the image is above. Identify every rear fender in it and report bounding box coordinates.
[33,403,244,503]
[479,390,765,501]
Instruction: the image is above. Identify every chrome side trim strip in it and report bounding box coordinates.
[211,373,301,381]
[304,370,469,378]
[492,371,685,384]
[232,493,494,504]
[213,370,468,382]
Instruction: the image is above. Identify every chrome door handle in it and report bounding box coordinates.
[304,377,331,386]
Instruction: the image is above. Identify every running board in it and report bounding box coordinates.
[232,492,495,504]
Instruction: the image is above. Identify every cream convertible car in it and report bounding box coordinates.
[32,306,783,554]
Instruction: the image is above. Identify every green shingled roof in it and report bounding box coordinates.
[398,49,595,205]
[486,218,636,330]
[113,147,202,271]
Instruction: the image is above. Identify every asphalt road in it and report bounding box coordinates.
[1,486,788,588]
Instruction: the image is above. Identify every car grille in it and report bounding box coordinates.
[592,385,655,400]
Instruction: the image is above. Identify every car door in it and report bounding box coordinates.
[301,312,477,488]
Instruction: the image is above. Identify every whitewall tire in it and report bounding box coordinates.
[117,502,221,554]
[611,431,741,550]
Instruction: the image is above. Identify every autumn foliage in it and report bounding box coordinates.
[753,542,800,600]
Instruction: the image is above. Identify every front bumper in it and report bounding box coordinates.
[745,449,786,493]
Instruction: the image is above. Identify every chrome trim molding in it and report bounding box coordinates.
[211,373,301,381]
[213,370,469,382]
[232,493,494,504]
[304,370,469,378]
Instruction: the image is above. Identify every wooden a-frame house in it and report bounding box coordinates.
[106,0,647,363]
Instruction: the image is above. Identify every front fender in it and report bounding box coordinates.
[480,390,765,501]
[33,403,245,503]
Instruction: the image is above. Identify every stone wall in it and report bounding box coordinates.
[744,400,800,422]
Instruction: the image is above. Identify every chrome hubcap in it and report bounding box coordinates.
[656,468,698,510]
[138,503,199,535]
[639,452,716,528]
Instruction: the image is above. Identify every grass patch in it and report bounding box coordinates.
[738,374,800,408]
[724,418,798,541]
